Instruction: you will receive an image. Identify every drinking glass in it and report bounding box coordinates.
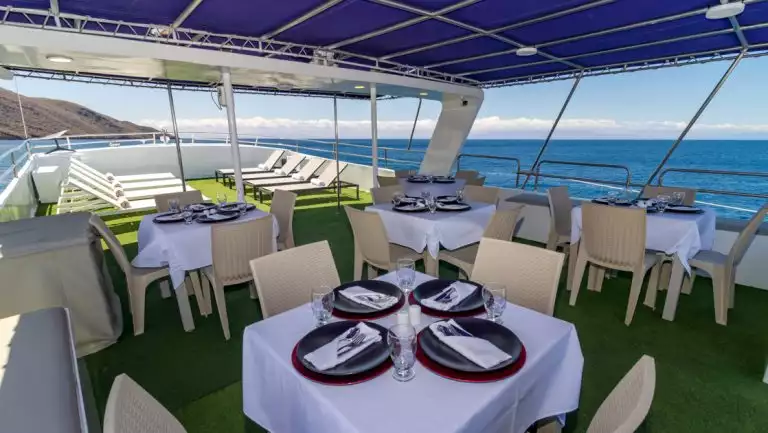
[656,194,671,214]
[420,191,432,201]
[606,190,619,205]
[216,192,227,207]
[396,258,416,306]
[427,197,437,214]
[168,198,180,214]
[388,324,417,382]
[672,191,685,206]
[310,286,334,327]
[456,188,464,203]
[482,283,507,324]
[183,211,194,225]
[392,192,404,206]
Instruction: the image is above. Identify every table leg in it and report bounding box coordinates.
[174,282,196,332]
[662,257,686,321]
[423,253,438,277]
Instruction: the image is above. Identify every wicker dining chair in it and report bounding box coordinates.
[586,355,656,433]
[454,170,479,180]
[344,206,423,279]
[462,185,498,204]
[89,214,199,336]
[270,189,296,250]
[370,185,404,205]
[250,240,341,319]
[438,206,524,279]
[104,374,186,433]
[471,238,564,316]
[547,186,577,292]
[570,203,661,325]
[202,216,274,340]
[377,175,400,187]
[640,186,697,205]
[394,169,414,178]
[154,190,204,212]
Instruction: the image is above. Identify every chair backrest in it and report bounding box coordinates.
[465,176,486,186]
[316,162,348,185]
[262,149,285,170]
[483,205,524,241]
[211,216,274,286]
[587,355,656,433]
[296,158,325,179]
[344,206,391,267]
[455,170,479,180]
[640,186,696,205]
[154,190,204,212]
[250,240,341,319]
[277,154,305,173]
[471,238,564,316]
[394,169,414,178]
[270,189,297,249]
[547,186,572,237]
[370,185,404,205]
[581,203,647,271]
[377,175,400,187]
[463,185,498,204]
[88,213,132,276]
[728,203,768,267]
[104,374,186,433]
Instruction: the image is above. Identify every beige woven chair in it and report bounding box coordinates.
[569,203,661,325]
[270,189,297,250]
[546,186,572,251]
[586,355,656,433]
[89,214,198,335]
[676,203,767,325]
[370,185,404,205]
[250,240,340,319]
[394,169,414,178]
[454,170,479,180]
[464,176,487,186]
[438,206,524,278]
[462,185,498,204]
[377,175,400,187]
[201,216,274,340]
[640,186,697,205]
[154,190,204,212]
[344,206,423,279]
[471,238,564,316]
[104,374,186,433]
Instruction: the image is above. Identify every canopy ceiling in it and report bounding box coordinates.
[0,0,766,87]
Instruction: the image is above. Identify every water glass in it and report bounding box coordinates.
[656,194,671,214]
[672,191,685,206]
[427,197,437,214]
[216,192,227,206]
[482,283,507,324]
[183,211,194,225]
[456,188,464,203]
[420,191,432,202]
[388,324,417,382]
[606,190,619,205]
[310,287,334,327]
[392,192,404,206]
[168,198,180,213]
[396,258,416,305]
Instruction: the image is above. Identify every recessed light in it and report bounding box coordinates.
[354,85,366,89]
[705,2,745,19]
[515,47,538,57]
[46,54,73,63]
[419,92,428,96]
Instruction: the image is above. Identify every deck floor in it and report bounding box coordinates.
[39,178,768,433]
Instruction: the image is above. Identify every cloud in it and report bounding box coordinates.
[138,115,768,139]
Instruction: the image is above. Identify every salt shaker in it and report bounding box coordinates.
[397,309,410,325]
[408,305,421,327]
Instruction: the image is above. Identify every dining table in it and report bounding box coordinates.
[242,271,584,433]
[132,207,279,331]
[570,204,716,321]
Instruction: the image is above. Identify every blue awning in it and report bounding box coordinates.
[0,0,765,87]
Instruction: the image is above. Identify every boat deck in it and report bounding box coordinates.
[39,178,768,433]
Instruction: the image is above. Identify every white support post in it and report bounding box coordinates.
[370,84,379,188]
[166,83,187,191]
[221,68,244,201]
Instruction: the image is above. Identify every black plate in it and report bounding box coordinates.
[333,280,403,314]
[406,176,430,183]
[591,198,632,206]
[433,177,456,184]
[412,279,483,313]
[420,318,522,373]
[196,213,240,223]
[436,195,459,204]
[437,202,471,212]
[153,212,187,223]
[218,203,257,214]
[665,205,703,214]
[297,321,390,377]
[392,203,428,213]
[184,203,216,212]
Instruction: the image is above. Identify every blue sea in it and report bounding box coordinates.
[1,138,766,220]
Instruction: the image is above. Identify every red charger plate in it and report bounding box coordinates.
[291,343,392,386]
[408,293,486,318]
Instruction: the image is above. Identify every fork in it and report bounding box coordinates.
[338,334,366,356]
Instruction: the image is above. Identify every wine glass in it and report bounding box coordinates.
[656,194,671,214]
[183,211,194,225]
[392,192,404,206]
[420,191,432,202]
[396,258,416,306]
[388,324,417,382]
[216,192,227,207]
[606,190,620,205]
[456,188,464,203]
[427,197,437,214]
[168,198,180,214]
[482,283,507,324]
[672,191,685,206]
[311,286,334,327]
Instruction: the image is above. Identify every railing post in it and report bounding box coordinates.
[384,148,388,168]
[10,151,17,177]
[24,139,30,157]
[152,133,156,144]
[295,140,300,153]
[66,136,71,149]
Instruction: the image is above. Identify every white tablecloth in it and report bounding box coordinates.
[398,178,467,198]
[366,202,495,258]
[571,207,716,273]
[243,271,584,433]
[132,209,279,288]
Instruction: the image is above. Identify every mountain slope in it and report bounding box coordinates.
[0,87,157,138]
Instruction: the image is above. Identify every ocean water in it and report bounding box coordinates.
[1,138,765,220]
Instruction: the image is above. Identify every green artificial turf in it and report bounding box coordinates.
[51,179,768,433]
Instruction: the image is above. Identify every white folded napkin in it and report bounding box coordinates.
[310,178,326,186]
[303,322,382,371]
[420,281,478,311]
[339,286,398,310]
[428,320,511,369]
[292,173,306,181]
[257,163,267,170]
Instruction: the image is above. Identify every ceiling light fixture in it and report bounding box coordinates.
[354,85,366,89]
[705,2,745,19]
[419,92,428,96]
[515,47,538,57]
[46,54,73,63]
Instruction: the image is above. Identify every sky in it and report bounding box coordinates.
[2,55,767,140]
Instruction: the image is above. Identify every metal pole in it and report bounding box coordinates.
[644,50,746,187]
[370,84,379,187]
[520,72,583,189]
[221,68,245,201]
[333,96,341,210]
[166,83,187,191]
[13,76,28,139]
[406,98,422,150]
